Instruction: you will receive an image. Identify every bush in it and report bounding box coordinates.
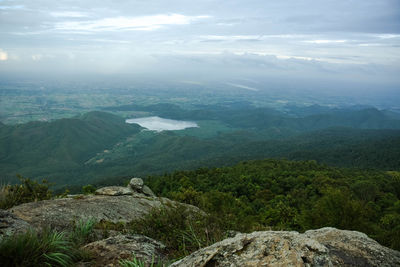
[0,175,52,209]
[82,184,96,195]
[128,204,224,258]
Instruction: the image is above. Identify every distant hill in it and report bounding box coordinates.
[0,111,140,183]
[105,103,400,131]
[1,107,400,187]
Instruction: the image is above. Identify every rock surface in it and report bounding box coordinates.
[129,178,144,191]
[95,186,132,196]
[0,209,31,239]
[142,185,156,197]
[128,178,155,197]
[93,178,155,197]
[9,195,183,230]
[82,234,166,267]
[171,227,400,267]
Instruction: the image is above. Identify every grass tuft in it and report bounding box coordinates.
[119,254,165,267]
[69,218,96,247]
[0,229,76,267]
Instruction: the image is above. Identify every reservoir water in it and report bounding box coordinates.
[126,116,198,132]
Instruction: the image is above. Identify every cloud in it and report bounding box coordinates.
[226,82,259,91]
[31,54,42,61]
[303,40,347,44]
[54,14,211,32]
[0,5,24,10]
[50,11,90,18]
[0,49,8,61]
[199,34,306,42]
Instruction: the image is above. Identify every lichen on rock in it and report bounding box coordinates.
[170,227,400,267]
[81,234,167,267]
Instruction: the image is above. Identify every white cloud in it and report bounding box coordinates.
[200,35,263,41]
[0,5,24,10]
[199,34,306,42]
[32,54,42,61]
[226,82,259,91]
[303,40,347,44]
[276,55,315,61]
[50,11,90,18]
[376,34,400,39]
[0,49,8,61]
[54,14,211,32]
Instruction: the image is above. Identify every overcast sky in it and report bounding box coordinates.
[0,0,399,87]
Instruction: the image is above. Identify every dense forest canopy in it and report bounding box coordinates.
[146,159,400,250]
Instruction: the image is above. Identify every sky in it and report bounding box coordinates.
[0,0,399,88]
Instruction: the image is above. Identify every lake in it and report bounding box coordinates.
[126,116,199,132]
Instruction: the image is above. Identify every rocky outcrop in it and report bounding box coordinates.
[0,209,31,239]
[95,186,132,196]
[129,177,156,197]
[81,234,167,267]
[9,194,184,231]
[95,178,155,197]
[171,227,400,267]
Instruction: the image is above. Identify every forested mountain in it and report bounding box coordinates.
[0,112,140,183]
[105,103,400,131]
[1,105,400,186]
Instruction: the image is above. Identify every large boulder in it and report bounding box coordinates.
[129,178,144,192]
[128,178,155,197]
[81,234,167,267]
[171,227,400,267]
[0,209,31,239]
[9,194,189,230]
[95,186,132,196]
[94,178,155,197]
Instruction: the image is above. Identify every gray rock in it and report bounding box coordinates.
[9,195,189,231]
[82,234,166,267]
[95,186,132,196]
[305,227,400,267]
[129,178,144,192]
[171,227,400,267]
[0,209,31,239]
[142,185,155,197]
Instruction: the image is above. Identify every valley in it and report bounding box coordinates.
[1,101,400,189]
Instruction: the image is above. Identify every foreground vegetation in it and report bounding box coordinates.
[0,219,95,267]
[146,159,400,250]
[1,158,399,266]
[0,176,52,209]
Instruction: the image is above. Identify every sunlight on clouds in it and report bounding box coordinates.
[0,49,8,61]
[54,14,210,32]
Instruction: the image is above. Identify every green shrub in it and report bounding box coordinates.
[0,229,77,267]
[82,184,96,195]
[128,204,224,258]
[69,218,96,247]
[0,175,52,209]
